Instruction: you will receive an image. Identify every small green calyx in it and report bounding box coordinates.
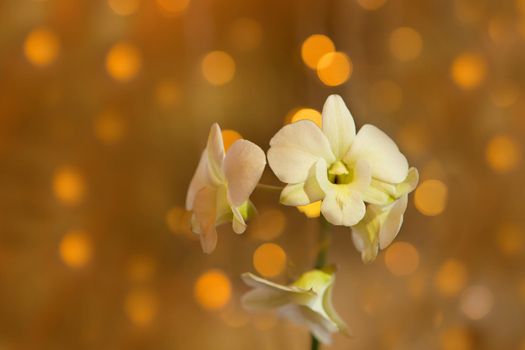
[238,201,255,220]
[328,161,354,185]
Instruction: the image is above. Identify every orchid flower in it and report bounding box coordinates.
[352,167,419,263]
[241,269,349,344]
[186,123,266,253]
[268,94,409,227]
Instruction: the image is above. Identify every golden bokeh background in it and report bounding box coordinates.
[1,0,524,349]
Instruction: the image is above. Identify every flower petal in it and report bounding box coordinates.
[351,226,379,264]
[223,139,266,207]
[322,281,351,337]
[280,305,336,344]
[280,165,325,206]
[361,184,391,205]
[378,195,408,249]
[345,124,408,183]
[192,187,218,254]
[186,151,210,210]
[313,159,369,227]
[322,95,356,159]
[241,273,314,311]
[206,123,226,185]
[231,206,247,234]
[242,273,307,293]
[268,120,335,184]
[321,190,366,227]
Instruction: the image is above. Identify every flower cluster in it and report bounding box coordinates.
[186,95,418,344]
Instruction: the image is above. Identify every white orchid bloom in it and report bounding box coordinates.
[186,123,266,254]
[351,168,419,263]
[241,269,349,344]
[268,94,409,227]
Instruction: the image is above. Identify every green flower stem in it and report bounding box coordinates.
[255,183,283,191]
[311,217,331,350]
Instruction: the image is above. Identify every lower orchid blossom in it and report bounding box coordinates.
[267,94,409,227]
[186,123,266,253]
[241,269,349,344]
[351,168,419,263]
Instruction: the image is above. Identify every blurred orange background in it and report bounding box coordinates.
[1,0,524,349]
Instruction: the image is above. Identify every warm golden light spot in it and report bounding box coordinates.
[127,256,156,283]
[108,0,140,16]
[165,206,193,237]
[486,134,521,173]
[201,51,236,86]
[497,224,524,256]
[252,312,278,330]
[53,167,85,205]
[301,34,335,70]
[220,305,249,328]
[94,110,125,145]
[488,17,514,44]
[384,242,419,276]
[250,209,286,241]
[490,82,519,108]
[105,42,142,82]
[518,0,525,14]
[389,27,423,62]
[297,201,322,218]
[519,279,525,303]
[454,0,483,24]
[396,124,427,158]
[460,285,493,320]
[59,230,92,268]
[194,270,231,310]
[290,108,322,127]
[317,52,352,87]
[451,52,487,90]
[24,27,59,67]
[407,273,426,299]
[434,259,467,297]
[229,18,263,51]
[357,0,387,11]
[156,0,190,15]
[371,80,403,113]
[441,326,472,350]
[433,311,444,328]
[253,243,286,277]
[155,81,181,109]
[221,129,243,151]
[125,288,158,326]
[414,179,448,216]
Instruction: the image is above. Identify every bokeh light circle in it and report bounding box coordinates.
[106,42,142,82]
[316,52,352,86]
[24,27,60,67]
[485,135,520,173]
[59,230,92,268]
[389,27,423,62]
[414,179,448,216]
[53,167,85,205]
[434,259,468,297]
[194,270,232,310]
[253,243,286,277]
[301,34,335,69]
[451,52,487,90]
[384,242,420,276]
[460,285,494,320]
[201,51,236,86]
